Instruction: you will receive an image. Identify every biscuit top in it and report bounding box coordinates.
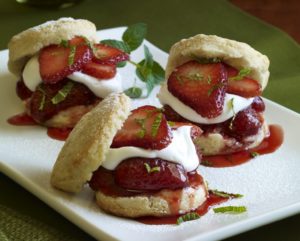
[51,93,131,193]
[165,34,270,90]
[8,17,97,76]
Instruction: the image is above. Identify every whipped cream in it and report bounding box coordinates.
[102,126,199,172]
[158,84,253,124]
[22,55,122,98]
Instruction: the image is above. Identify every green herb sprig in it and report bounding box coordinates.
[177,212,200,225]
[100,23,165,98]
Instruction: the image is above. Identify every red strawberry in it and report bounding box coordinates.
[93,43,129,64]
[225,107,263,139]
[39,37,92,84]
[168,121,203,140]
[226,65,262,97]
[168,61,227,118]
[16,79,33,100]
[82,61,116,79]
[115,158,188,190]
[251,96,265,112]
[111,106,172,150]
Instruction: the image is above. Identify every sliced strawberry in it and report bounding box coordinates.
[16,78,33,100]
[92,43,129,64]
[111,106,172,150]
[115,158,188,191]
[39,37,92,84]
[82,61,116,79]
[168,61,227,118]
[168,121,203,140]
[226,65,262,98]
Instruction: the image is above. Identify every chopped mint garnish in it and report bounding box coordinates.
[191,55,221,64]
[68,45,76,66]
[167,121,176,127]
[207,83,225,96]
[228,98,236,130]
[144,163,160,173]
[60,39,69,48]
[51,82,74,105]
[177,212,200,225]
[229,68,251,81]
[250,152,259,158]
[213,206,247,214]
[135,118,146,138]
[38,86,46,111]
[201,160,213,167]
[210,189,243,199]
[151,113,162,137]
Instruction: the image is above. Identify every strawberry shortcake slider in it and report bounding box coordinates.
[8,18,128,128]
[158,34,270,155]
[51,93,208,218]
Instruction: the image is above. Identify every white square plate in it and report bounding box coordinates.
[1,27,300,241]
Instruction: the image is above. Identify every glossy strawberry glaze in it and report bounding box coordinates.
[7,113,37,125]
[47,127,72,141]
[7,113,72,141]
[137,191,228,225]
[201,124,283,167]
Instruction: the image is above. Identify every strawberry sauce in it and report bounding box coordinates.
[7,113,37,126]
[201,124,283,167]
[136,191,228,225]
[47,127,72,141]
[7,113,72,141]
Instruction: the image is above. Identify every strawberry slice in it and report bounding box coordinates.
[39,37,92,84]
[168,121,203,140]
[82,61,116,79]
[111,106,172,150]
[92,43,129,64]
[168,60,227,118]
[226,65,262,97]
[115,158,188,191]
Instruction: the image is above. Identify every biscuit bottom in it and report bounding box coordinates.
[95,182,208,218]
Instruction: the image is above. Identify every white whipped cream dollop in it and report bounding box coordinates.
[158,84,254,124]
[22,55,122,98]
[102,126,199,172]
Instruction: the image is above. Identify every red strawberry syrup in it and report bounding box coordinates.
[201,124,283,168]
[136,191,228,225]
[7,113,72,141]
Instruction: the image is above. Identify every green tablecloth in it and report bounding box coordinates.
[0,0,299,240]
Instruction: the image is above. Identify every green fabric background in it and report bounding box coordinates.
[0,0,299,240]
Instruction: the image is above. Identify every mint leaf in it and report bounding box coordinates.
[213,206,247,214]
[117,61,127,68]
[51,82,74,105]
[100,39,131,53]
[177,212,200,225]
[123,23,147,51]
[210,189,243,199]
[124,87,142,98]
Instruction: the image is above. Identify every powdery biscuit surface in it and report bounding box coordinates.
[51,93,131,193]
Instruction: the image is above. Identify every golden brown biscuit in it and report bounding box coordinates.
[51,93,131,193]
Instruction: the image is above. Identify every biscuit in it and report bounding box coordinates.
[96,183,207,218]
[51,93,131,193]
[166,34,270,90]
[8,17,97,76]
